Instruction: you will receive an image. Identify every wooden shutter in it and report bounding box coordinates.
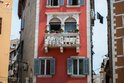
[50,58,55,75]
[68,0,72,5]
[80,0,84,5]
[34,58,40,75]
[67,58,73,75]
[83,58,89,75]
[59,0,64,6]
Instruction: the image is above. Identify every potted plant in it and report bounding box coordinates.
[60,28,64,33]
[75,29,79,33]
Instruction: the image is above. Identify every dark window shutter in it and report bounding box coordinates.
[60,0,64,6]
[67,58,73,75]
[34,58,40,75]
[50,58,55,75]
[80,0,84,5]
[83,58,89,75]
[21,19,25,30]
[68,0,72,5]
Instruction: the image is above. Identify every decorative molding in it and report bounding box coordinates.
[46,12,80,15]
[114,57,117,62]
[115,66,124,69]
[115,74,118,79]
[116,55,124,57]
[87,0,91,83]
[116,27,124,29]
[110,0,116,82]
[113,0,124,3]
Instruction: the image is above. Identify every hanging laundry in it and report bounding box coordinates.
[97,12,104,24]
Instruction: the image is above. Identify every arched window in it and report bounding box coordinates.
[64,18,77,32]
[49,18,61,33]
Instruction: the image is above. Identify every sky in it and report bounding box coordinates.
[93,0,108,73]
[11,0,20,39]
[11,0,107,74]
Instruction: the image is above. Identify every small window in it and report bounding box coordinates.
[13,44,16,47]
[0,17,2,34]
[47,0,64,6]
[21,19,25,30]
[47,0,59,6]
[68,0,84,6]
[34,58,55,76]
[67,57,89,76]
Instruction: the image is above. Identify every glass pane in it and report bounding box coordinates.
[50,22,61,33]
[41,60,45,75]
[46,60,51,75]
[65,22,76,32]
[72,0,78,5]
[73,59,77,75]
[79,59,83,75]
[51,0,58,6]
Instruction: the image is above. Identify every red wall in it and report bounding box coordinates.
[37,0,88,83]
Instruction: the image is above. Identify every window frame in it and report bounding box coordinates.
[68,57,85,77]
[38,57,55,77]
[67,0,84,7]
[67,0,80,7]
[46,0,60,8]
[64,22,77,32]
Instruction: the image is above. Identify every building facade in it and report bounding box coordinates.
[106,0,124,83]
[111,0,124,83]
[18,0,95,83]
[18,0,36,83]
[0,0,12,83]
[8,39,19,83]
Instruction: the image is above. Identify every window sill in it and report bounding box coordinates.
[37,75,52,78]
[66,5,80,8]
[70,75,86,78]
[46,6,60,8]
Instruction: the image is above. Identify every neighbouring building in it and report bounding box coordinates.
[10,39,20,52]
[18,0,95,83]
[8,39,19,83]
[99,57,110,83]
[111,0,124,83]
[104,0,124,83]
[18,0,36,83]
[0,0,12,83]
[93,74,101,83]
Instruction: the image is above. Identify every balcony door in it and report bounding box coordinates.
[65,18,77,32]
[49,18,61,33]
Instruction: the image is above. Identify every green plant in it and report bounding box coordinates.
[75,29,79,33]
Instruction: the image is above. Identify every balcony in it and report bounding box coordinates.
[44,32,80,53]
